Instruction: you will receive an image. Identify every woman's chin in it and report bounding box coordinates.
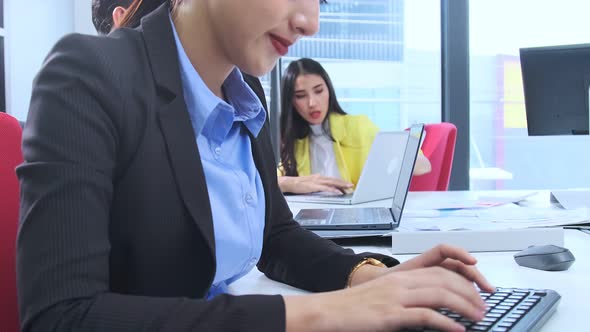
[307,118,323,125]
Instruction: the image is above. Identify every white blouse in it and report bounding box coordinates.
[309,124,341,179]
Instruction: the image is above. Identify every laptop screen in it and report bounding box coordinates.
[391,124,424,223]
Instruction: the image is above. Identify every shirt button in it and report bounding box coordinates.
[214,147,221,155]
[245,194,253,204]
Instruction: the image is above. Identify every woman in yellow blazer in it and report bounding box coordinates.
[278,58,431,194]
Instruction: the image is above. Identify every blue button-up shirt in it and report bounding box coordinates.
[171,18,267,298]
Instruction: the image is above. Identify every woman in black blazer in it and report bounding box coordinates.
[17,1,493,331]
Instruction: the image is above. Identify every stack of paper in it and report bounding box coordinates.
[392,203,588,254]
[550,189,590,209]
[401,205,590,232]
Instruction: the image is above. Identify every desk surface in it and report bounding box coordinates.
[229,191,590,331]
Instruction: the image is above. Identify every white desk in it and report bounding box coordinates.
[229,191,590,331]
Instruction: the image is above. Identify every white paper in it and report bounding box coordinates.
[401,205,590,232]
[551,189,590,210]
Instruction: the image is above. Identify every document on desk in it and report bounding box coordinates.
[476,205,590,228]
[408,191,538,211]
[401,204,590,232]
[550,189,590,209]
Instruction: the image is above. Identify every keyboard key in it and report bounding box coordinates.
[486,313,503,318]
[492,328,508,332]
[459,321,473,328]
[495,305,512,310]
[490,309,507,314]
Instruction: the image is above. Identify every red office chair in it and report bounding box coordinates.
[0,112,23,332]
[410,122,457,191]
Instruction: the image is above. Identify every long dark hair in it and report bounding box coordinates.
[118,0,176,29]
[279,58,347,176]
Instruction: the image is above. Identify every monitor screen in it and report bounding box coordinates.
[520,44,590,136]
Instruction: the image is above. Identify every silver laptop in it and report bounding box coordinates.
[294,124,424,231]
[285,130,412,205]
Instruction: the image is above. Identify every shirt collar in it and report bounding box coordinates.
[170,15,266,138]
[309,124,325,136]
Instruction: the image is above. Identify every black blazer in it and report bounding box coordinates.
[17,4,398,331]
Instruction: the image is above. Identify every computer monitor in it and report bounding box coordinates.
[520,43,590,135]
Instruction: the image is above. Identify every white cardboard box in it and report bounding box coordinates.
[391,227,564,254]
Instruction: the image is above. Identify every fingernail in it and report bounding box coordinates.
[479,300,487,309]
[477,310,486,320]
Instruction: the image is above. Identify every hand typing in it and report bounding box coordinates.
[286,244,494,332]
[278,174,353,194]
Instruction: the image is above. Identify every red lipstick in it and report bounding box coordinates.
[270,34,292,56]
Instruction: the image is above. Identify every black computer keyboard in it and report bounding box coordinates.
[404,287,561,332]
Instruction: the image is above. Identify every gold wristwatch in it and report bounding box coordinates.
[346,257,386,288]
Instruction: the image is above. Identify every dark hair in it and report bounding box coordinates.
[118,0,172,30]
[279,58,347,176]
[92,0,134,34]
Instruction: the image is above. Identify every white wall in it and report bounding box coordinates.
[75,1,97,35]
[5,0,91,120]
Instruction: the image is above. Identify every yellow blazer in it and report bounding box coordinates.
[291,113,379,186]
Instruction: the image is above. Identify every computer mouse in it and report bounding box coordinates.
[514,244,575,271]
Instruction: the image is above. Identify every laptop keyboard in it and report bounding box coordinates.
[404,287,560,332]
[331,208,393,224]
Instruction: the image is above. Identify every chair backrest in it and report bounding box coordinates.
[0,112,23,332]
[410,122,457,191]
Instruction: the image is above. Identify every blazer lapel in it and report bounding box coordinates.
[140,4,215,256]
[157,98,215,256]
